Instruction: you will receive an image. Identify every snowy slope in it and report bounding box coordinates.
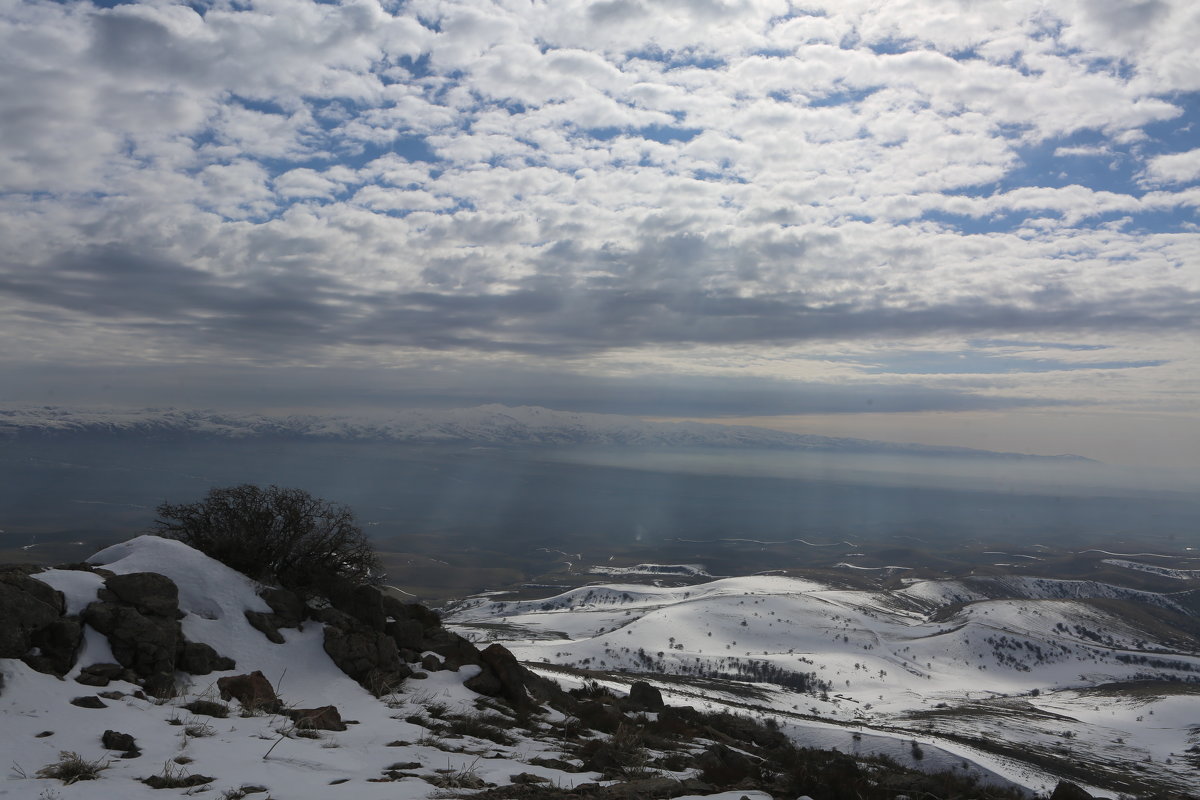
[448,574,1200,797]
[3,537,735,800]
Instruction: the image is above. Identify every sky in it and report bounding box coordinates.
[1,0,1199,467]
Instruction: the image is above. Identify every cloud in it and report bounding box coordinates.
[0,0,1198,424]
[1142,148,1200,185]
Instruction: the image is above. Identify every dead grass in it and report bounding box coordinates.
[35,752,109,785]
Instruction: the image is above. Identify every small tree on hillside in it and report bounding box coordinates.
[153,484,381,590]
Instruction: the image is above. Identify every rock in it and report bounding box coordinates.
[0,572,65,659]
[626,681,664,711]
[328,583,387,629]
[217,671,281,712]
[75,662,125,688]
[75,672,109,687]
[679,777,715,793]
[83,601,179,681]
[284,705,348,731]
[70,695,107,708]
[260,587,304,627]
[581,742,620,773]
[102,730,138,752]
[322,620,408,695]
[1050,782,1095,800]
[244,611,286,644]
[464,643,534,711]
[24,617,83,676]
[103,572,179,617]
[696,743,758,786]
[463,665,504,697]
[386,618,425,651]
[510,772,550,784]
[421,654,443,672]
[177,640,235,675]
[426,628,482,669]
[382,596,441,629]
[245,587,305,643]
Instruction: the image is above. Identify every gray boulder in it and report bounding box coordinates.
[464,643,534,711]
[103,572,179,617]
[25,617,83,675]
[0,572,65,660]
[627,681,665,711]
[82,601,179,688]
[177,640,235,675]
[322,620,410,695]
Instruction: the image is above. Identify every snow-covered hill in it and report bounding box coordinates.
[447,574,1200,798]
[0,404,1092,461]
[4,537,1063,800]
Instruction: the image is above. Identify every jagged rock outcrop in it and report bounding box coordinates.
[83,571,235,694]
[83,599,179,694]
[3,555,539,711]
[464,643,534,711]
[0,569,81,675]
[321,614,412,694]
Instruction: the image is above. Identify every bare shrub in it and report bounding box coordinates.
[153,484,380,590]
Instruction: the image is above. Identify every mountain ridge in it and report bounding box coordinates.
[0,404,1095,462]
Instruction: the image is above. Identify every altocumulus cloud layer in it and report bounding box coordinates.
[1,0,1199,426]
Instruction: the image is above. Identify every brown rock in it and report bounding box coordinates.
[217,670,281,712]
[284,705,347,731]
[102,729,138,752]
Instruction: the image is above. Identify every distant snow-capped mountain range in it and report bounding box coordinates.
[0,404,1092,462]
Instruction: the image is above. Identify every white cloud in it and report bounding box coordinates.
[1142,147,1200,185]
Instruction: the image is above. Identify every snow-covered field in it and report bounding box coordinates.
[448,574,1200,797]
